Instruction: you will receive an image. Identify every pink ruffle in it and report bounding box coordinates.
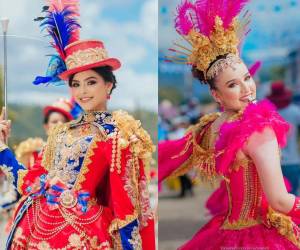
[158,134,193,182]
[179,216,299,250]
[205,181,228,216]
[215,100,290,175]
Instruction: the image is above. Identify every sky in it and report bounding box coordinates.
[0,0,158,111]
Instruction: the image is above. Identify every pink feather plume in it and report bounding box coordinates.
[47,0,79,13]
[47,0,80,44]
[175,0,198,35]
[249,60,262,76]
[175,0,250,36]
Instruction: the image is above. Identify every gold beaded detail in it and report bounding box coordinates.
[110,128,122,174]
[25,197,104,242]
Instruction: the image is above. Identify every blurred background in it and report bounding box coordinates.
[0,0,158,247]
[158,0,300,249]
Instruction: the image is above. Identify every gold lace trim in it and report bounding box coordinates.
[73,134,102,190]
[17,169,28,195]
[108,213,138,234]
[266,207,300,248]
[13,228,112,250]
[0,143,8,152]
[108,213,138,250]
[42,123,67,171]
[222,218,261,230]
[66,47,108,70]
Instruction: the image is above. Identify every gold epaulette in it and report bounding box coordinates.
[112,110,156,177]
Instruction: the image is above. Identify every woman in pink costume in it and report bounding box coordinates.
[159,0,300,249]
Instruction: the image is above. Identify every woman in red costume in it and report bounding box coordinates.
[0,1,155,249]
[159,0,300,249]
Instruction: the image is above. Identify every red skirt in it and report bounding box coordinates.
[10,196,114,250]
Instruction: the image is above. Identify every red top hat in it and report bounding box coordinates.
[43,98,73,121]
[267,80,292,109]
[59,40,121,80]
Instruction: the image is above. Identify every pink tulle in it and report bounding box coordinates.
[179,216,299,250]
[158,134,193,182]
[216,100,290,175]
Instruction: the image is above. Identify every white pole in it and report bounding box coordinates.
[1,18,9,120]
[1,18,9,144]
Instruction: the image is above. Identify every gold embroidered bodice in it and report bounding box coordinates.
[43,111,116,191]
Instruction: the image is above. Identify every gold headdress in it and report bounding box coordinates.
[167,0,251,81]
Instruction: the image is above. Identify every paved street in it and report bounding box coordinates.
[158,183,214,250]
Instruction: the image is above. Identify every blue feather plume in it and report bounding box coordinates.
[40,7,80,59]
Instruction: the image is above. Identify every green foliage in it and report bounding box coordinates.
[259,65,286,82]
[9,104,45,148]
[159,86,184,105]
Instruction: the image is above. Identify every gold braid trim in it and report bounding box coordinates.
[0,143,8,152]
[73,135,102,191]
[42,123,67,171]
[266,207,300,248]
[170,113,220,183]
[112,110,155,179]
[222,218,260,230]
[17,169,28,195]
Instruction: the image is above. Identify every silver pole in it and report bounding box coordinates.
[1,18,9,144]
[1,18,9,120]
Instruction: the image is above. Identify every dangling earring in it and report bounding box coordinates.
[107,91,111,100]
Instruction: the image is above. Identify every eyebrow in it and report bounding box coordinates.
[225,72,250,85]
[84,76,97,81]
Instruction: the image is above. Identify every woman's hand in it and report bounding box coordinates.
[0,107,11,144]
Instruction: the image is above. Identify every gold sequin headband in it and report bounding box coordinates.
[206,53,242,80]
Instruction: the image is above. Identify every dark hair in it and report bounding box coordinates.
[68,66,117,94]
[43,110,69,124]
[191,54,229,90]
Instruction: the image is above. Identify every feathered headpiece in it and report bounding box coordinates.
[168,0,251,81]
[43,97,83,120]
[33,0,81,86]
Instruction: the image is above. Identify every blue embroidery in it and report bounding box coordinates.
[119,219,139,250]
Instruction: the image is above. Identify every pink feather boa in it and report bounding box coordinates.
[215,100,290,175]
